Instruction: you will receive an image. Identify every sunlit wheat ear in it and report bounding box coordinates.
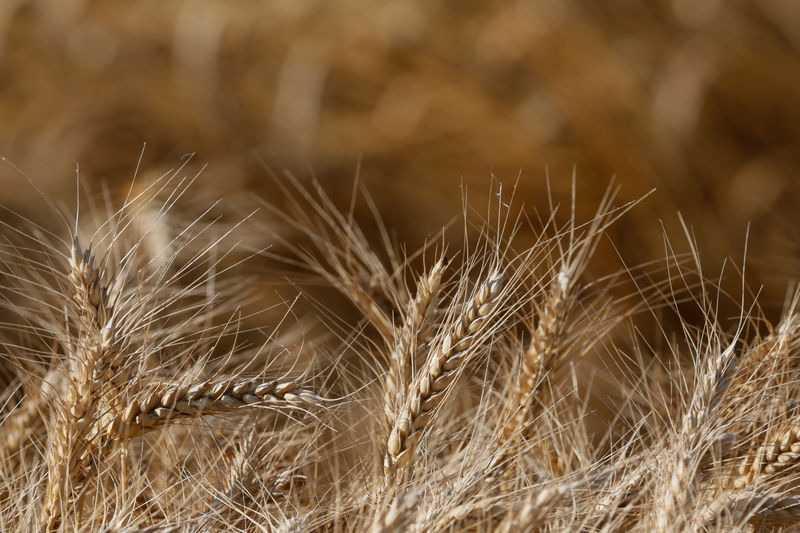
[115,376,321,438]
[0,391,38,459]
[732,425,800,490]
[384,269,504,474]
[726,298,800,490]
[41,237,123,531]
[488,268,571,480]
[383,256,446,433]
[488,206,606,477]
[652,327,743,533]
[513,267,570,416]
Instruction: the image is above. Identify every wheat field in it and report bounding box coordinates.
[0,170,798,532]
[2,1,800,531]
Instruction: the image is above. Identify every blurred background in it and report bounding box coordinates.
[1,0,799,313]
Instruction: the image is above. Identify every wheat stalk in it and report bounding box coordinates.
[653,331,743,533]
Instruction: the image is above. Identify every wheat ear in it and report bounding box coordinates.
[702,492,800,526]
[114,377,320,437]
[370,489,421,533]
[496,188,632,456]
[732,425,800,489]
[1,396,39,458]
[384,270,503,474]
[729,312,800,489]
[485,267,572,482]
[508,268,571,432]
[653,333,742,533]
[384,257,446,432]
[41,238,123,531]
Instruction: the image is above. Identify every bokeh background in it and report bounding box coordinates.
[1,0,799,312]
